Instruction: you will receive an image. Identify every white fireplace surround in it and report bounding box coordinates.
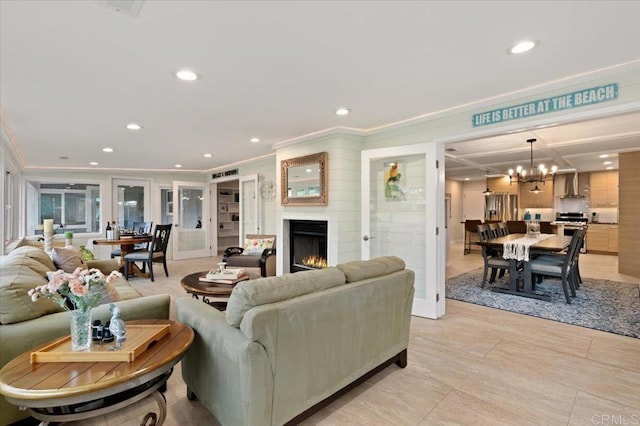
[279,215,335,275]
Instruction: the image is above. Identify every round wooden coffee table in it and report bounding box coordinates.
[0,319,193,425]
[181,271,249,310]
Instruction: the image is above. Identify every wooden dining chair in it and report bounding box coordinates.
[110,221,153,259]
[477,224,510,288]
[487,222,500,239]
[497,222,509,237]
[124,224,171,282]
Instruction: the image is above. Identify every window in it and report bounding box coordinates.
[27,182,100,234]
[112,179,150,231]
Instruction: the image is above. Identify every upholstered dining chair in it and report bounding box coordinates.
[527,228,584,303]
[531,227,586,294]
[223,234,277,278]
[477,224,510,288]
[124,224,171,282]
[110,221,153,259]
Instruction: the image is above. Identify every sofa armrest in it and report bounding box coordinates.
[260,248,277,277]
[87,258,120,274]
[175,297,273,426]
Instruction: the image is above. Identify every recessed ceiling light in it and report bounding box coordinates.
[250,137,260,143]
[175,70,198,81]
[306,168,312,173]
[204,153,212,158]
[606,166,614,170]
[599,154,610,158]
[335,107,351,116]
[507,40,538,55]
[102,147,114,153]
[464,178,470,181]
[89,162,99,166]
[175,164,182,168]
[126,123,142,130]
[603,161,612,165]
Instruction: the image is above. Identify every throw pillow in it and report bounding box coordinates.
[242,238,274,256]
[51,246,87,273]
[79,245,95,261]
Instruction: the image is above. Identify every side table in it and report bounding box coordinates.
[0,319,193,425]
[181,271,249,310]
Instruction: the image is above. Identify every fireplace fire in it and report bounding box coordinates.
[301,255,327,269]
[289,220,328,273]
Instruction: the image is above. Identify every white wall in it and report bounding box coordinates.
[445,179,463,244]
[274,135,364,272]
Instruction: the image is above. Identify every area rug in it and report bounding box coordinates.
[446,268,640,338]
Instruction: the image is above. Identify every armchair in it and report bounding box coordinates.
[222,234,276,278]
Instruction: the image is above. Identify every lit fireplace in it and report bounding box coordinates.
[301,255,327,269]
[289,220,328,273]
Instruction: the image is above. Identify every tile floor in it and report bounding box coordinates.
[123,243,640,425]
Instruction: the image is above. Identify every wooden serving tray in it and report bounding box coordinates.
[30,324,170,364]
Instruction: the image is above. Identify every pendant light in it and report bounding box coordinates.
[483,171,494,196]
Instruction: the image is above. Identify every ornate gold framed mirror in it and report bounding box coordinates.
[281,152,328,206]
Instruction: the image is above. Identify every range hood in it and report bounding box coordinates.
[559,172,586,198]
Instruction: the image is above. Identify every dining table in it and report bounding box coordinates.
[477,233,573,301]
[93,235,152,278]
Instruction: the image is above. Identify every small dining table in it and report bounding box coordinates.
[477,233,573,301]
[93,235,152,278]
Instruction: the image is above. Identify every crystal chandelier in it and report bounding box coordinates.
[508,138,557,193]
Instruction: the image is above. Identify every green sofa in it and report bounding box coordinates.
[176,256,414,426]
[0,245,171,426]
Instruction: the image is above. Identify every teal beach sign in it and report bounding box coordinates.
[472,83,618,127]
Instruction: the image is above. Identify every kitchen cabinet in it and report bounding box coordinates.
[519,180,554,208]
[589,171,618,207]
[487,176,518,194]
[608,225,619,252]
[586,223,618,254]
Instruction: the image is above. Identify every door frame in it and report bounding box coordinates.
[239,173,259,238]
[361,142,446,319]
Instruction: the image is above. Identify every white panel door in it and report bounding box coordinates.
[172,181,209,260]
[362,143,445,319]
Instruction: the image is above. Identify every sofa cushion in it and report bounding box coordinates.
[5,245,56,272]
[0,254,51,278]
[336,256,406,283]
[51,246,86,272]
[0,265,64,324]
[226,267,346,327]
[242,237,274,256]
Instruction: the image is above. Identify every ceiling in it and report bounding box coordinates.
[1,0,640,173]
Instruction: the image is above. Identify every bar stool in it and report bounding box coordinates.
[464,220,482,255]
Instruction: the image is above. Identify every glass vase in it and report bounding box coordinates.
[70,308,92,352]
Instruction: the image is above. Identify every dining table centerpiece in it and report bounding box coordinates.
[28,268,123,351]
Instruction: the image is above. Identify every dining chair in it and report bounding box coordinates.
[124,224,171,282]
[110,221,153,259]
[477,224,510,288]
[497,222,509,237]
[487,222,500,239]
[533,228,585,290]
[528,229,583,303]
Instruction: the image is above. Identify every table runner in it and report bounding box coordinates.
[502,234,555,262]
